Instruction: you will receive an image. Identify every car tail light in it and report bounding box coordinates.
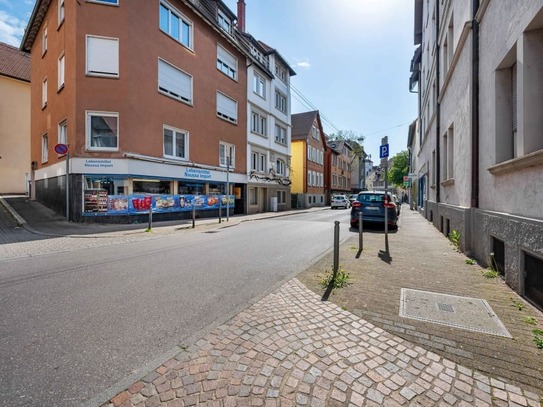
[352,201,362,208]
[384,202,395,209]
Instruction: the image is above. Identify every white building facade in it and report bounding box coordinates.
[411,0,543,309]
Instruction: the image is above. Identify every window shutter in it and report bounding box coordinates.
[217,93,237,121]
[87,36,119,75]
[218,46,236,70]
[159,60,192,101]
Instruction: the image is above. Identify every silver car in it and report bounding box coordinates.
[331,195,351,209]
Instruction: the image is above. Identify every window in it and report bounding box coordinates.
[307,144,311,161]
[275,64,287,83]
[158,59,192,104]
[58,0,65,25]
[443,125,454,180]
[58,54,65,90]
[163,125,188,160]
[88,0,119,4]
[42,26,47,55]
[42,78,47,108]
[251,111,267,136]
[312,125,319,140]
[276,159,286,176]
[217,10,232,35]
[274,124,286,144]
[219,142,235,167]
[159,2,192,49]
[253,73,266,98]
[42,134,48,163]
[58,120,67,144]
[86,35,119,77]
[217,45,237,80]
[275,90,287,113]
[86,111,119,151]
[277,190,286,204]
[307,170,312,186]
[217,92,237,123]
[251,151,266,172]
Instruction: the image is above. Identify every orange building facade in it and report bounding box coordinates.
[22,0,249,221]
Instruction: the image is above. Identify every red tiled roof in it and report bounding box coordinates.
[0,42,31,82]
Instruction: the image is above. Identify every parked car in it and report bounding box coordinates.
[331,195,351,209]
[350,191,398,229]
[348,194,359,204]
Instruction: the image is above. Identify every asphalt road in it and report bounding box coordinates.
[0,209,352,406]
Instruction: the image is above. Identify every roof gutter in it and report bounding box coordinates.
[471,0,480,208]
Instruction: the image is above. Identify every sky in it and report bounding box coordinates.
[0,0,417,162]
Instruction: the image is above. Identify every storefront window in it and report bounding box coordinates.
[208,183,226,195]
[178,181,205,195]
[84,176,126,195]
[133,179,171,194]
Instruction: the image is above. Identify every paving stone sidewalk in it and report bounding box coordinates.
[100,279,542,407]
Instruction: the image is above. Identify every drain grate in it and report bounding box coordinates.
[399,288,512,338]
[437,303,454,313]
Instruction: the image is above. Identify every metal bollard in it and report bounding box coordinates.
[219,201,222,224]
[333,221,340,277]
[192,204,196,228]
[148,203,153,230]
[358,212,363,251]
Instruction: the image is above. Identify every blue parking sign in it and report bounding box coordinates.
[380,144,389,158]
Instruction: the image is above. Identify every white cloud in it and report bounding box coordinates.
[0,10,26,47]
[293,58,311,70]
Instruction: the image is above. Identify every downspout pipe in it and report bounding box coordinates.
[471,0,480,208]
[435,0,441,204]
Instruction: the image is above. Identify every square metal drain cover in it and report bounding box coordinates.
[400,288,512,338]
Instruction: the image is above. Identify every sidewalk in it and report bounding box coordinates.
[2,197,542,406]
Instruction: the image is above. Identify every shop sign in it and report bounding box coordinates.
[183,168,212,180]
[83,159,114,169]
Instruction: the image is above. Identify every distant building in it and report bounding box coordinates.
[410,0,543,308]
[327,139,353,198]
[290,111,327,208]
[0,42,31,194]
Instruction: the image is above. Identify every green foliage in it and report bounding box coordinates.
[328,130,365,161]
[532,329,543,349]
[482,269,499,279]
[465,258,476,265]
[388,150,409,187]
[511,299,525,311]
[449,230,460,250]
[320,267,351,290]
[523,316,538,325]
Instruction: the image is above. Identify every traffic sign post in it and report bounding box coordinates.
[381,137,389,238]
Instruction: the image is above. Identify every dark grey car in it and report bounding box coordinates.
[350,191,398,229]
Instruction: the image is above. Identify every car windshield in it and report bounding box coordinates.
[333,196,346,200]
[358,194,388,203]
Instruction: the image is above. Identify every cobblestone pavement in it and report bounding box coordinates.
[101,280,542,407]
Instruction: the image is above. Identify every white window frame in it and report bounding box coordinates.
[276,159,286,176]
[58,53,65,90]
[251,111,267,136]
[249,187,258,206]
[86,35,119,78]
[274,124,286,144]
[42,77,47,108]
[217,9,233,35]
[251,151,267,173]
[253,72,266,99]
[158,58,193,104]
[87,0,119,5]
[277,190,286,204]
[58,0,65,26]
[217,44,237,80]
[58,120,67,145]
[42,134,48,163]
[275,64,287,83]
[275,90,287,113]
[217,92,237,123]
[163,125,189,160]
[86,111,119,151]
[159,1,193,49]
[219,142,235,168]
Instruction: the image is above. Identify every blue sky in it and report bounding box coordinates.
[0,0,417,161]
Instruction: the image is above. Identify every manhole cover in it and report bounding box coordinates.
[399,288,512,338]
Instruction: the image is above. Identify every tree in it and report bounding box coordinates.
[328,130,365,162]
[388,150,409,187]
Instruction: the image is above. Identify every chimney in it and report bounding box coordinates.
[237,0,246,32]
